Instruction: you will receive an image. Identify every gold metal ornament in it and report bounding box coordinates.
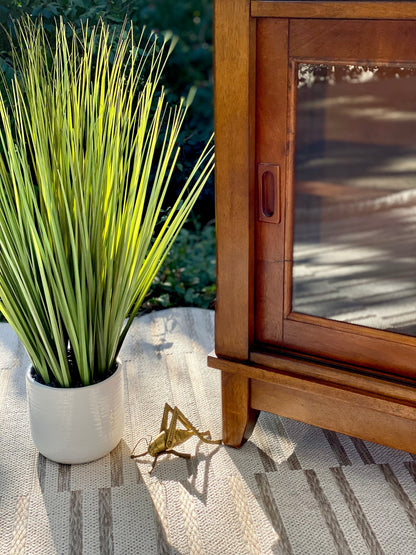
[131,403,222,472]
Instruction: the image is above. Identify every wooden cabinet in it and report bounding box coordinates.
[208,1,416,452]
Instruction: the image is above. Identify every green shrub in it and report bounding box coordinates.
[143,222,216,312]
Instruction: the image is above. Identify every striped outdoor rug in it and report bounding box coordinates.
[1,307,416,554]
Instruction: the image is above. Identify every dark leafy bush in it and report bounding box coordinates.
[142,222,216,312]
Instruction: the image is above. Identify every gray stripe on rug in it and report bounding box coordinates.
[99,487,114,555]
[379,463,416,529]
[351,437,375,465]
[331,466,385,555]
[69,490,83,555]
[254,473,294,555]
[258,445,278,473]
[323,429,352,466]
[36,454,47,493]
[110,442,123,488]
[58,464,71,492]
[405,460,416,484]
[305,468,353,555]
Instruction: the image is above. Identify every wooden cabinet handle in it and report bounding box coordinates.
[257,163,280,223]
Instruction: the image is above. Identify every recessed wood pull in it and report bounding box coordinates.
[257,163,280,223]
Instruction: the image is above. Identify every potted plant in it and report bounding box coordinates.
[0,18,214,463]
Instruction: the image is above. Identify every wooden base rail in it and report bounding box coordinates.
[208,351,416,453]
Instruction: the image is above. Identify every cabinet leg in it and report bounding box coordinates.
[221,372,260,447]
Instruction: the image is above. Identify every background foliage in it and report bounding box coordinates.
[0,0,216,312]
[142,220,216,313]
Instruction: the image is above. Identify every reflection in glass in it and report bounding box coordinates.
[292,64,416,336]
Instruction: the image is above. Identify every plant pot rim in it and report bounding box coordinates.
[25,359,122,392]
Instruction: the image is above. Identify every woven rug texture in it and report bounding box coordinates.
[1,307,416,554]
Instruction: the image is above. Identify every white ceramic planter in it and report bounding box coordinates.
[26,361,124,464]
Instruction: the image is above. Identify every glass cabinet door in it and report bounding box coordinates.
[255,18,416,378]
[293,63,416,337]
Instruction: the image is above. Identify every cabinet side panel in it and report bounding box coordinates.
[214,0,255,359]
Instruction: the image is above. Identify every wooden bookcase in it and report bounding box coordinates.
[208,0,416,452]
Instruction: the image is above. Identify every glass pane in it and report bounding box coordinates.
[293,64,416,336]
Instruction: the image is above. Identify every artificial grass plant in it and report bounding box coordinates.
[0,17,214,387]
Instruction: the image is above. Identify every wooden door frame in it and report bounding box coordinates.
[277,19,416,377]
